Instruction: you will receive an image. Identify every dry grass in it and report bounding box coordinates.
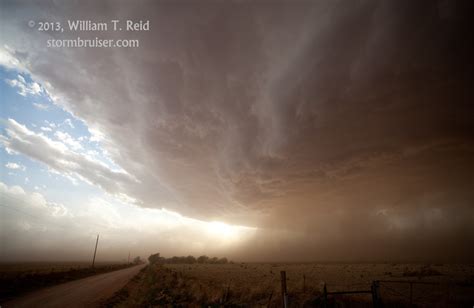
[0,261,123,274]
[105,263,474,307]
[166,263,472,292]
[0,261,131,302]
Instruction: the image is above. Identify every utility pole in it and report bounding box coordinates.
[92,234,99,268]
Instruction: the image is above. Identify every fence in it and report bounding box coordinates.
[378,279,474,307]
[322,281,380,307]
[278,271,474,307]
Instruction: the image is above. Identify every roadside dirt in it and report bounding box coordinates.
[3,264,146,308]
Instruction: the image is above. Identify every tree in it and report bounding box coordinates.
[170,256,182,263]
[185,255,196,264]
[148,253,164,264]
[197,255,209,263]
[133,256,142,264]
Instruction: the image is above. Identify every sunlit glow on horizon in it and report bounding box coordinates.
[204,221,257,243]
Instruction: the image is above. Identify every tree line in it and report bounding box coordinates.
[148,253,230,265]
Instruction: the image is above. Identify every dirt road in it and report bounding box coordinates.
[3,264,146,308]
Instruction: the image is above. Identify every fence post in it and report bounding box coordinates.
[409,282,413,306]
[280,271,288,308]
[303,274,306,293]
[267,290,273,308]
[446,283,450,306]
[223,283,230,303]
[323,283,328,308]
[371,280,380,308]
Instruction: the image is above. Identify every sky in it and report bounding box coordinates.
[0,0,473,263]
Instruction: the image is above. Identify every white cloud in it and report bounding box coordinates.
[5,162,26,171]
[0,45,25,71]
[0,180,256,261]
[63,118,75,128]
[5,74,42,97]
[1,118,137,202]
[0,182,68,219]
[40,126,52,132]
[88,128,104,143]
[54,131,83,151]
[4,147,19,155]
[45,120,57,128]
[33,102,50,110]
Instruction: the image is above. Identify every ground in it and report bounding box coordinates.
[0,261,133,302]
[102,262,474,307]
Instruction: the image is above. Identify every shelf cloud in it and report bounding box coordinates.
[1,0,473,261]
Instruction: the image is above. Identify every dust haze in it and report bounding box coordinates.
[0,0,473,262]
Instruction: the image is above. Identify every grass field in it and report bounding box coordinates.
[0,261,124,274]
[104,262,474,307]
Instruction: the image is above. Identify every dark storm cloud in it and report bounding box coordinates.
[1,0,473,260]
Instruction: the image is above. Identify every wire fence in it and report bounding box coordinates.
[316,279,474,307]
[377,280,474,307]
[275,270,474,307]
